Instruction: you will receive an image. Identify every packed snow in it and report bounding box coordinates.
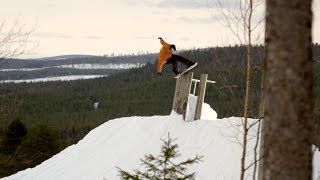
[186,95,218,121]
[3,98,320,179]
[0,75,107,84]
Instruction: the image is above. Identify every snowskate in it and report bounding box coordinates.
[174,62,198,78]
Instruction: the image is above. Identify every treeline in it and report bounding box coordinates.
[0,44,319,177]
[0,69,121,81]
[0,118,68,177]
[0,53,156,69]
[0,53,156,80]
[0,64,176,140]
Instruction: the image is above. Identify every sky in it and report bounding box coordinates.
[1,0,320,58]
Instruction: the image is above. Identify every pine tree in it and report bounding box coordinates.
[14,124,61,165]
[1,118,27,155]
[117,133,203,180]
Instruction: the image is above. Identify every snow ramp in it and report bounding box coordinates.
[4,101,320,179]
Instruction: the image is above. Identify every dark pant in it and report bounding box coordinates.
[165,54,194,74]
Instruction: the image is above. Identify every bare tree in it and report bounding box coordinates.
[263,0,314,179]
[0,19,36,65]
[240,2,253,180]
[0,19,36,131]
[212,0,265,179]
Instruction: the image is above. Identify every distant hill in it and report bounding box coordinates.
[31,54,97,61]
[0,53,157,80]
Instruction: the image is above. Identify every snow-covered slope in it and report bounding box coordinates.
[4,100,320,180]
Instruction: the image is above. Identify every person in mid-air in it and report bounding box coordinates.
[157,37,197,77]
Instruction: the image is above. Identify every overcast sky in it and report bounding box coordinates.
[1,0,320,58]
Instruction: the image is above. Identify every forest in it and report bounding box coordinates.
[0,44,319,177]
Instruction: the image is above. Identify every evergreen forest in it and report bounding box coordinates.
[0,44,320,177]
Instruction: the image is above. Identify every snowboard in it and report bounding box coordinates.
[174,62,198,78]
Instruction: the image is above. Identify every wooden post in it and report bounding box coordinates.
[194,74,208,120]
[172,72,193,120]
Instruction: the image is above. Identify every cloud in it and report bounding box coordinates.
[205,0,240,9]
[156,0,208,9]
[121,0,241,11]
[33,32,74,39]
[33,32,103,40]
[122,0,240,11]
[45,3,57,8]
[120,0,156,7]
[178,36,191,41]
[122,0,208,9]
[175,15,223,24]
[83,35,103,40]
[135,35,158,40]
[43,0,58,8]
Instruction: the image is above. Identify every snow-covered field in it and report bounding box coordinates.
[0,75,107,83]
[0,63,145,72]
[0,63,143,83]
[56,63,145,69]
[0,67,49,72]
[3,97,320,180]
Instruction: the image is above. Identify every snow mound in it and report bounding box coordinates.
[4,115,252,180]
[4,97,320,180]
[185,94,218,121]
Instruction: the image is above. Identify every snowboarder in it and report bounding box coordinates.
[157,37,197,77]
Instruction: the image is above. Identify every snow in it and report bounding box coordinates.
[314,147,320,180]
[0,75,107,84]
[56,63,145,69]
[3,97,320,180]
[0,63,145,72]
[0,67,49,72]
[186,95,218,121]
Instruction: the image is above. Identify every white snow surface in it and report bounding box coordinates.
[0,67,49,72]
[0,63,145,72]
[56,63,145,69]
[3,99,320,180]
[186,95,218,121]
[0,75,107,84]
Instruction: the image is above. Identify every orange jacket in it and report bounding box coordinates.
[157,38,173,73]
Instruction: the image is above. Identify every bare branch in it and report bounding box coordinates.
[245,155,264,171]
[248,116,263,130]
[252,116,262,179]
[210,2,266,178]
[0,18,37,65]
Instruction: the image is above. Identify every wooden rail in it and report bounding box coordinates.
[172,73,215,121]
[194,74,208,120]
[172,72,193,120]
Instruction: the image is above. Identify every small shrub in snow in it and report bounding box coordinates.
[117,133,203,180]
